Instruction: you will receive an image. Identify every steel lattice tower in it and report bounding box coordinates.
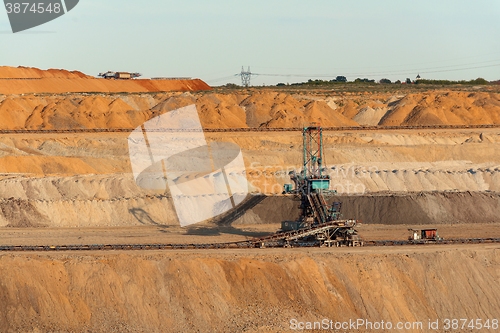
[240,66,251,87]
[302,125,324,179]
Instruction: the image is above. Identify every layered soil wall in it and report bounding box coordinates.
[0,247,499,332]
[1,187,499,227]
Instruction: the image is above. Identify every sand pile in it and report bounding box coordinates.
[0,66,211,94]
[379,91,500,126]
[196,93,248,128]
[304,100,358,127]
[353,106,388,125]
[0,247,499,332]
[0,66,90,79]
[0,94,172,130]
[239,92,358,128]
[0,91,361,130]
[1,89,500,130]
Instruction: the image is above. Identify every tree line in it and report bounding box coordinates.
[275,77,492,86]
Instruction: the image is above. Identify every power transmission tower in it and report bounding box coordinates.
[240,66,252,87]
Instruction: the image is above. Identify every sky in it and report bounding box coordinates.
[1,0,500,86]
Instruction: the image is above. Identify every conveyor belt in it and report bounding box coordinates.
[1,234,499,252]
[0,123,499,134]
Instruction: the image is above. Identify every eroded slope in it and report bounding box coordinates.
[0,246,499,332]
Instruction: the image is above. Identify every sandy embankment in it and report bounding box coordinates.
[0,246,499,333]
[1,73,500,130]
[0,66,211,95]
[0,126,499,227]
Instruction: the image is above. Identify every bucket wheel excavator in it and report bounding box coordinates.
[277,125,363,247]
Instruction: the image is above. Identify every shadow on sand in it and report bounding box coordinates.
[184,225,271,239]
[129,208,173,230]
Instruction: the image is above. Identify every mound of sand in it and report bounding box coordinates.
[353,106,388,126]
[379,91,500,126]
[0,66,211,94]
[303,100,358,127]
[1,87,500,130]
[0,66,90,79]
[0,91,361,130]
[241,92,305,127]
[196,93,248,128]
[2,69,500,128]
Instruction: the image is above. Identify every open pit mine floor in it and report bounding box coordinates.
[1,82,500,332]
[1,222,500,249]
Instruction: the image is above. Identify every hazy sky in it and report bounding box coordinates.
[1,0,500,86]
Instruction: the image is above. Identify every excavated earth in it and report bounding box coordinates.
[0,68,499,332]
[1,128,499,228]
[1,245,500,333]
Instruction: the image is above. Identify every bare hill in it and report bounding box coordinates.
[0,66,91,79]
[379,91,500,126]
[0,66,211,94]
[1,88,499,130]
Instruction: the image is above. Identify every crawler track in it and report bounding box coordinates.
[1,123,499,134]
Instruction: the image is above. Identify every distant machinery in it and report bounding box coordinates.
[98,71,142,80]
[408,228,442,241]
